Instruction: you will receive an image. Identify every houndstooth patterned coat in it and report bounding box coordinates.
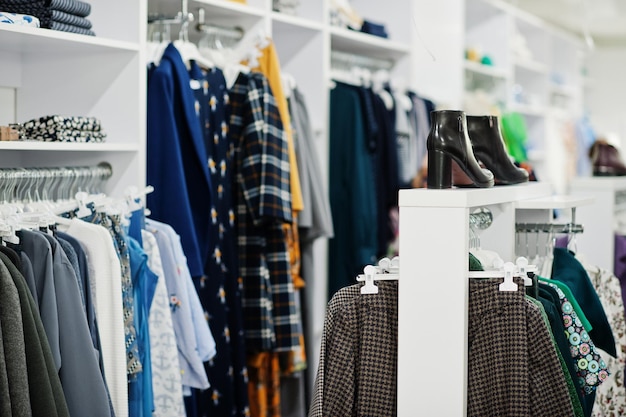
[309,281,398,417]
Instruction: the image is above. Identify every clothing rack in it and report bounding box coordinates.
[515,222,584,234]
[0,162,112,203]
[147,0,194,41]
[196,8,244,42]
[469,207,493,230]
[330,50,394,72]
[615,190,626,208]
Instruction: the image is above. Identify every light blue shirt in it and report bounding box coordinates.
[167,228,217,362]
[145,219,210,392]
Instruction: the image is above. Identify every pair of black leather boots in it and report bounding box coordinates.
[427,110,529,189]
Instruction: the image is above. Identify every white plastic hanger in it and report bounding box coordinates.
[468,261,520,292]
[357,257,400,294]
[281,72,297,99]
[0,220,19,244]
[360,265,380,294]
[515,256,534,287]
[470,248,504,270]
[124,185,154,212]
[174,39,215,70]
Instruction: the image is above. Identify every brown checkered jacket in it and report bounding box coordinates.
[468,278,575,416]
[309,281,398,417]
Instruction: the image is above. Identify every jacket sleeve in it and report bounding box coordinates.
[237,73,292,225]
[146,62,204,278]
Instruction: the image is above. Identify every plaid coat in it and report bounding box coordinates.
[229,71,299,352]
[309,281,398,417]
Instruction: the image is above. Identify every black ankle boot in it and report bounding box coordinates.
[427,110,494,189]
[466,115,529,185]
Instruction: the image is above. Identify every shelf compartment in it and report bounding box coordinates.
[149,0,265,32]
[329,27,410,61]
[464,60,508,78]
[271,11,323,32]
[514,58,548,74]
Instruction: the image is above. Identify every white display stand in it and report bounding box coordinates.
[570,177,626,272]
[397,182,592,416]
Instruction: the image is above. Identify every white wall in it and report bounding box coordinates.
[0,87,15,126]
[587,47,626,149]
[411,0,465,108]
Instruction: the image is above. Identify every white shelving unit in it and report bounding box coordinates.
[463,0,585,194]
[397,183,593,415]
[0,0,147,196]
[0,0,413,402]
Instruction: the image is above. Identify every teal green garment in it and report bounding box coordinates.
[501,112,528,163]
[469,253,484,271]
[526,296,584,417]
[327,82,378,298]
[551,247,617,358]
[538,276,593,332]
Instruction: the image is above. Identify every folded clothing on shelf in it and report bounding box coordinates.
[48,20,93,35]
[0,0,91,17]
[21,115,106,143]
[0,0,93,35]
[0,10,39,26]
[360,19,388,38]
[48,9,90,27]
[24,115,102,131]
[27,130,106,142]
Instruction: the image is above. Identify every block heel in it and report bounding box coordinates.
[427,149,452,189]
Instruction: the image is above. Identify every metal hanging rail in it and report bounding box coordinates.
[0,162,113,203]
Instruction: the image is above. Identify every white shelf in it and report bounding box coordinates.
[508,103,546,116]
[271,12,323,32]
[0,25,139,55]
[464,60,509,78]
[398,182,552,208]
[572,176,626,191]
[514,58,548,74]
[515,195,594,209]
[192,0,266,17]
[329,27,410,60]
[0,141,140,152]
[550,83,578,96]
[149,0,266,29]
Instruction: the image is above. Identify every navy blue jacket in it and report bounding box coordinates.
[147,44,212,278]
